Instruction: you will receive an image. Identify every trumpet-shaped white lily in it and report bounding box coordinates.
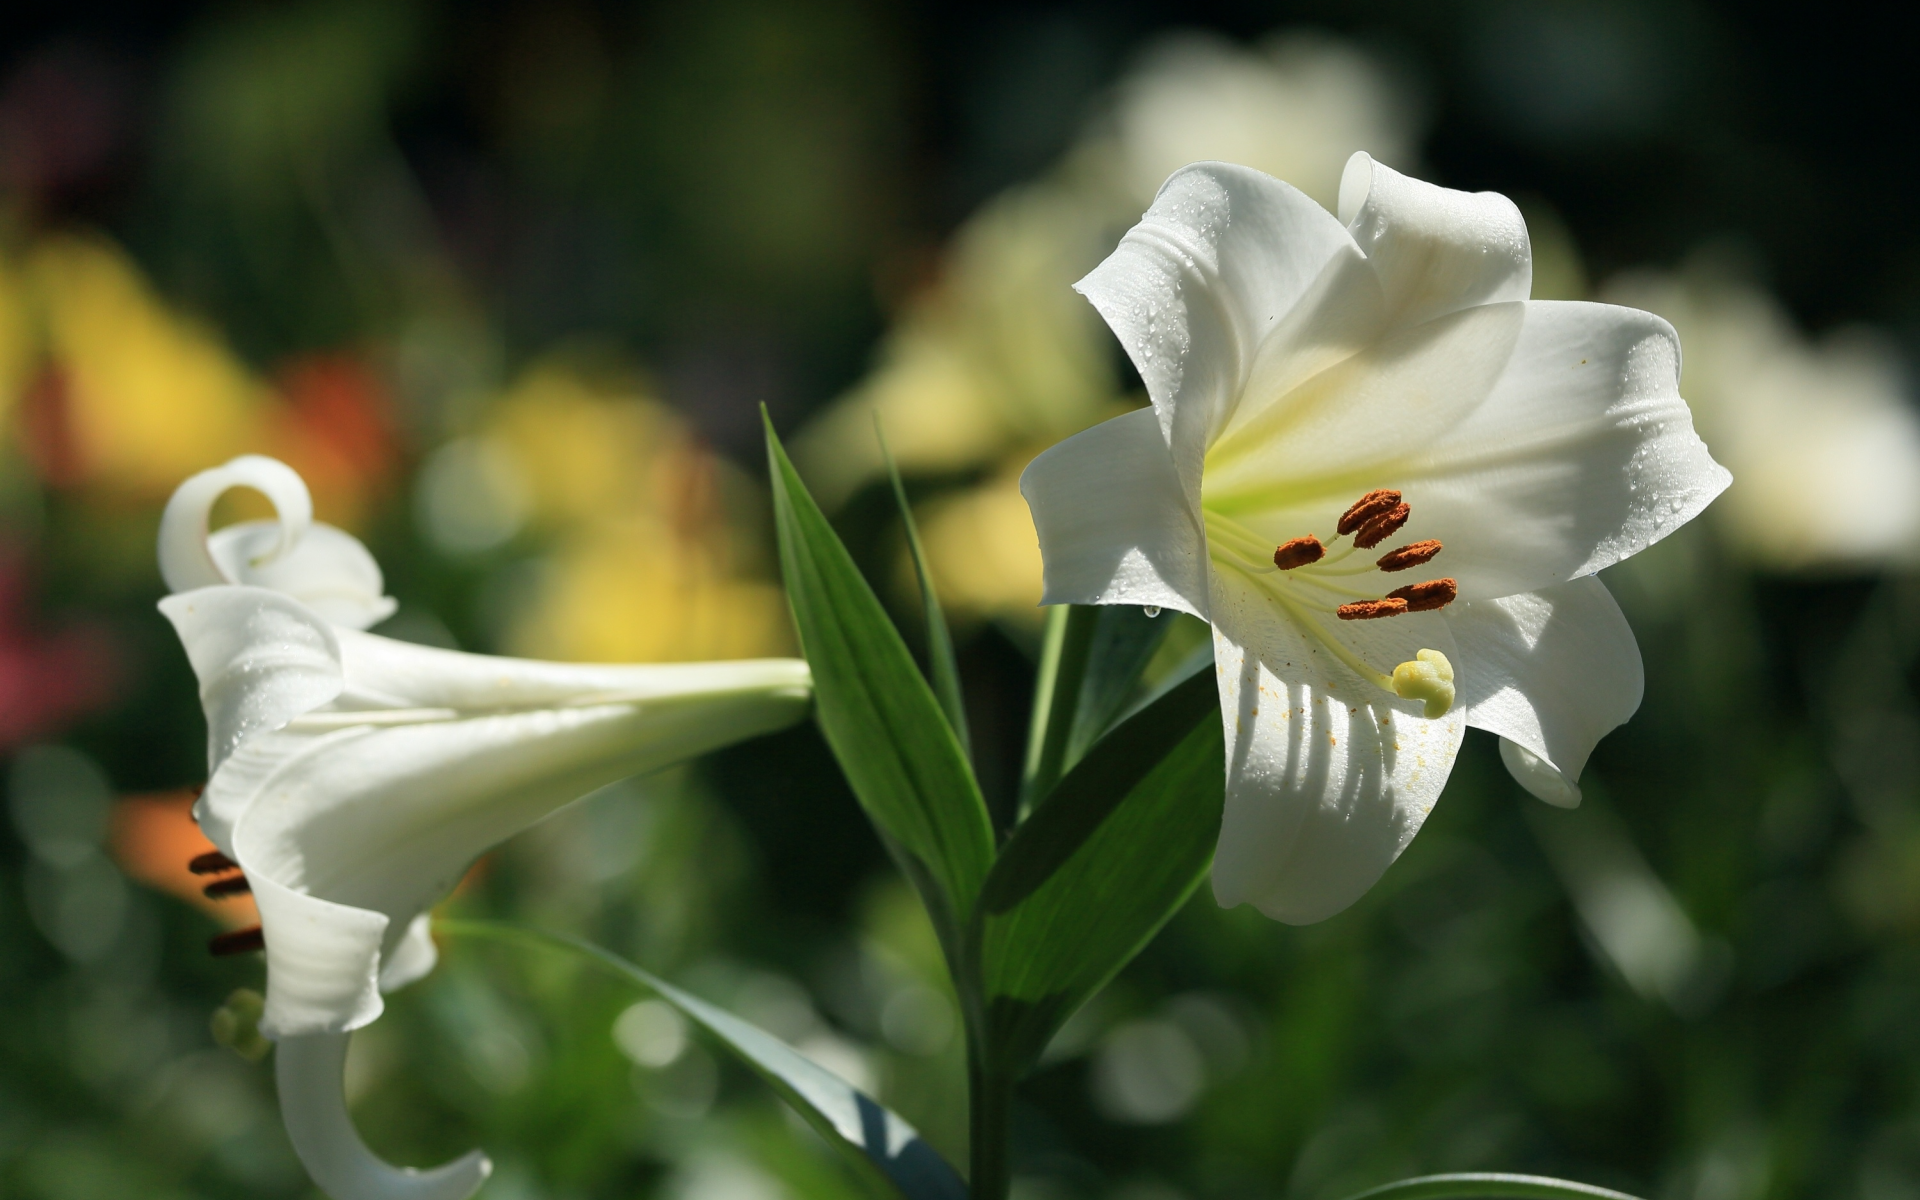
[1022,156,1729,924]
[158,456,812,1200]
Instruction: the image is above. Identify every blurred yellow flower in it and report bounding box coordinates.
[0,254,34,440]
[466,359,793,663]
[794,182,1127,509]
[1605,265,1920,570]
[913,458,1047,625]
[28,234,268,493]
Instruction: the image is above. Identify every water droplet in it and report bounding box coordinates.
[1143,605,1162,619]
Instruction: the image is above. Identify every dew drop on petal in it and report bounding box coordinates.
[1143,605,1162,618]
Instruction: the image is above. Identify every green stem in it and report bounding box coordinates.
[1018,604,1098,821]
[966,1054,1015,1200]
[1336,1174,1644,1200]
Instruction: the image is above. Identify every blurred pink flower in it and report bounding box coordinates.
[0,545,117,751]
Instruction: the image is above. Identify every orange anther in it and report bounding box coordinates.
[1337,489,1403,535]
[1376,539,1442,572]
[1273,535,1325,570]
[1386,578,1458,612]
[1336,598,1410,620]
[189,850,237,875]
[1353,502,1411,549]
[203,875,253,900]
[210,926,265,957]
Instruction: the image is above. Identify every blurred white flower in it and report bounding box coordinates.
[1104,30,1417,211]
[157,455,812,1200]
[1023,156,1727,923]
[1604,266,1920,570]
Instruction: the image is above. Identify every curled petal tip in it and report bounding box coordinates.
[278,1032,492,1200]
[159,456,313,594]
[1499,737,1582,809]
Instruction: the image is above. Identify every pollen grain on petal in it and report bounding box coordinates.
[1273,535,1325,570]
[1353,503,1411,549]
[1386,578,1458,611]
[189,850,238,875]
[1336,597,1410,620]
[1337,489,1402,535]
[1376,539,1442,572]
[209,926,265,957]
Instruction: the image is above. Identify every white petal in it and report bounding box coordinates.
[159,456,313,594]
[332,630,812,711]
[1418,301,1729,593]
[248,866,389,1037]
[377,914,438,993]
[1019,407,1209,617]
[1338,152,1531,329]
[211,520,397,631]
[1204,297,1524,499]
[1203,301,1731,600]
[1205,565,1465,923]
[212,652,810,1032]
[158,587,344,779]
[1447,576,1643,801]
[277,1032,491,1200]
[1075,162,1356,502]
[1500,739,1581,808]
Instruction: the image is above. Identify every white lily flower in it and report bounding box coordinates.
[1022,156,1729,923]
[157,456,812,1200]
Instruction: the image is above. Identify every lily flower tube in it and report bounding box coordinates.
[158,456,812,1200]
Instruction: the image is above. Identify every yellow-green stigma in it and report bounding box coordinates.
[1392,649,1455,718]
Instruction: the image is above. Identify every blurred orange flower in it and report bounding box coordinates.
[110,788,258,928]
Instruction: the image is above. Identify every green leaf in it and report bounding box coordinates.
[765,413,995,957]
[974,662,1224,1075]
[983,665,1216,915]
[439,920,967,1200]
[1017,604,1098,818]
[878,419,970,761]
[1337,1175,1644,1200]
[1063,605,1175,766]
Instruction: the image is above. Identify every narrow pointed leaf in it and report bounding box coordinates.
[440,920,967,1200]
[1063,605,1174,766]
[974,663,1224,1075]
[1338,1175,1644,1200]
[879,420,970,759]
[765,414,995,956]
[1017,604,1098,818]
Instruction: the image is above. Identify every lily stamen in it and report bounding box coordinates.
[1338,489,1402,534]
[1273,535,1325,569]
[210,926,265,957]
[1352,502,1411,549]
[189,850,238,875]
[1386,578,1458,612]
[1337,598,1409,620]
[203,875,253,899]
[1376,540,1443,571]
